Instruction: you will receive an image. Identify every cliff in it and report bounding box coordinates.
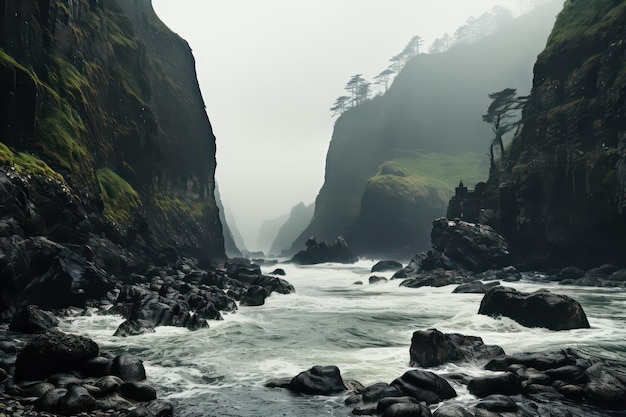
[268,202,313,256]
[457,0,626,267]
[0,0,225,263]
[291,1,563,258]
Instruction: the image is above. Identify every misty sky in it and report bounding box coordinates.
[152,0,534,251]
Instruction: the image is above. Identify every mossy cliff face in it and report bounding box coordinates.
[484,0,626,266]
[0,0,224,262]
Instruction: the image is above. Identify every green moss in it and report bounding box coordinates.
[46,56,91,105]
[97,168,142,224]
[366,150,487,202]
[543,1,626,56]
[154,194,213,221]
[0,142,15,166]
[511,163,530,179]
[546,99,589,120]
[0,142,65,181]
[38,100,92,175]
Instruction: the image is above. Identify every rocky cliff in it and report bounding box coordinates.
[291,1,563,259]
[460,0,626,267]
[0,0,225,264]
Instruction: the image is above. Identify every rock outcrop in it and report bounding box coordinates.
[430,218,511,272]
[290,236,358,265]
[478,286,590,330]
[409,329,504,368]
[450,0,626,268]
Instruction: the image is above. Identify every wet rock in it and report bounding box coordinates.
[432,404,474,417]
[289,365,347,395]
[485,351,579,372]
[452,281,501,294]
[253,275,295,295]
[57,383,96,415]
[264,377,292,389]
[241,285,269,306]
[146,399,175,417]
[8,305,59,333]
[34,388,67,412]
[584,364,626,406]
[372,260,403,273]
[478,287,590,330]
[468,372,522,397]
[270,268,286,276]
[111,353,146,382]
[545,365,587,384]
[290,236,358,265]
[475,394,517,412]
[14,330,98,382]
[430,218,510,273]
[400,270,464,289]
[358,382,393,402]
[554,267,585,281]
[409,329,504,368]
[83,356,112,378]
[378,396,432,417]
[114,319,156,337]
[94,393,135,411]
[369,276,388,284]
[120,381,157,402]
[390,369,456,404]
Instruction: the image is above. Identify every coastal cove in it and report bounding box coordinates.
[61,261,626,417]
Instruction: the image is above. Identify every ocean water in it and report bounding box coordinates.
[61,261,626,416]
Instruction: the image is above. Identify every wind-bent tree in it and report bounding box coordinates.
[374,68,395,92]
[482,88,522,170]
[330,96,351,117]
[389,53,404,73]
[402,35,423,58]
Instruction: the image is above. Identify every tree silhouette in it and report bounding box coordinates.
[402,35,423,58]
[357,81,371,104]
[429,33,452,53]
[345,74,365,107]
[330,96,351,117]
[482,88,522,170]
[374,69,395,92]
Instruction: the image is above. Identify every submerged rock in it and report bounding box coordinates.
[371,260,403,273]
[290,236,358,265]
[409,328,504,368]
[478,286,590,330]
[289,365,347,395]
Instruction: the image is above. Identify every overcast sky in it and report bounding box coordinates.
[152,0,535,251]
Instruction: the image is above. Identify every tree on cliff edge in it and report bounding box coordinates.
[482,88,522,170]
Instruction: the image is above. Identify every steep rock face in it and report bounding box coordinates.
[292,2,563,258]
[0,0,225,262]
[269,202,313,256]
[478,0,626,266]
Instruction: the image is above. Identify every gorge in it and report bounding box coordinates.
[0,1,625,417]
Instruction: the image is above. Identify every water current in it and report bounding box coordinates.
[61,261,626,416]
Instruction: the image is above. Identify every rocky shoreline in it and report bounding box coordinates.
[0,168,624,416]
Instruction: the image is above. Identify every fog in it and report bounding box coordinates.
[152,0,535,251]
